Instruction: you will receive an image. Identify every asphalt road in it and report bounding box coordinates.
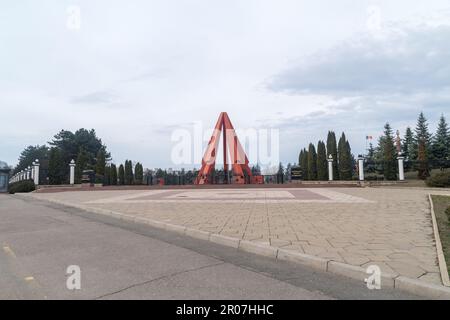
[0,194,422,300]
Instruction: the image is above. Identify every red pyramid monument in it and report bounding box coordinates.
[196,112,253,184]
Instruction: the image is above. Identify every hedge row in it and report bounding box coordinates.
[8,180,35,194]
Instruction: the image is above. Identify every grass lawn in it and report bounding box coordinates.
[431,195,450,276]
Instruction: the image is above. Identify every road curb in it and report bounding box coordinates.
[21,193,450,300]
[428,194,450,287]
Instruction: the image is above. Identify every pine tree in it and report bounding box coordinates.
[380,123,397,180]
[417,138,430,179]
[338,133,352,180]
[431,114,449,163]
[48,147,66,185]
[307,143,317,180]
[110,164,118,185]
[75,149,89,184]
[403,127,414,160]
[118,164,125,185]
[413,112,432,160]
[316,141,327,180]
[326,131,339,180]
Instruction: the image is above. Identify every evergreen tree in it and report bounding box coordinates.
[417,138,430,179]
[299,148,309,180]
[403,127,414,160]
[95,149,106,177]
[316,141,328,180]
[74,149,89,184]
[326,131,339,180]
[118,164,125,185]
[338,133,352,180]
[413,112,432,160]
[380,123,397,180]
[124,160,134,185]
[431,114,449,163]
[14,145,49,174]
[366,143,376,173]
[134,162,144,185]
[110,164,118,185]
[307,143,318,180]
[277,162,285,183]
[48,147,66,185]
[103,166,111,185]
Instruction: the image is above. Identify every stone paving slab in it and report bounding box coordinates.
[29,187,450,286]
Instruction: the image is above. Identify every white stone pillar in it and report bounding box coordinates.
[31,163,35,181]
[358,156,365,181]
[27,166,32,180]
[33,160,40,185]
[69,159,76,185]
[327,155,333,181]
[398,156,405,181]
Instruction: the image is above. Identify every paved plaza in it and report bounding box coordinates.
[30,187,450,285]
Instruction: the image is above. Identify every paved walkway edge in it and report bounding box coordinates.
[428,194,450,287]
[19,193,450,300]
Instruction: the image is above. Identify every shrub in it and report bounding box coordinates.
[446,206,450,221]
[8,180,36,194]
[426,171,450,188]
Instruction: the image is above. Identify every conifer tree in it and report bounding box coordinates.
[316,141,328,180]
[338,133,352,180]
[299,148,309,180]
[95,149,106,177]
[307,143,318,180]
[118,164,125,185]
[103,166,111,185]
[326,131,339,180]
[413,112,432,160]
[110,163,118,185]
[403,127,414,160]
[134,162,143,185]
[417,138,430,179]
[432,114,449,163]
[48,147,66,185]
[75,148,89,184]
[380,123,397,180]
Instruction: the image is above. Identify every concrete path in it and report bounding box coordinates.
[29,187,450,285]
[0,194,421,299]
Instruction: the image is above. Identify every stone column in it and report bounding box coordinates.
[33,160,40,185]
[358,156,365,181]
[69,159,76,185]
[27,166,32,180]
[327,155,333,181]
[398,155,405,181]
[31,162,35,181]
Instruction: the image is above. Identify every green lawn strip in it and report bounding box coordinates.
[431,195,450,276]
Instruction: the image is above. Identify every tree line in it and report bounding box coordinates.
[298,132,353,181]
[367,112,449,180]
[14,128,146,185]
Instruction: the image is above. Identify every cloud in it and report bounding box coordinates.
[70,90,117,105]
[268,24,450,95]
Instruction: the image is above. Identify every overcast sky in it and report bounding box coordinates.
[1,1,449,169]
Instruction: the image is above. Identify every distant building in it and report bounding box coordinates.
[0,161,11,193]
